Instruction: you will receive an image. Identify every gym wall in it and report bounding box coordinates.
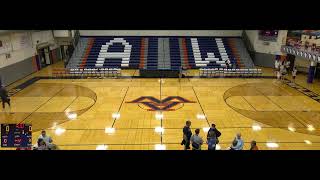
[0,31,61,86]
[245,30,288,68]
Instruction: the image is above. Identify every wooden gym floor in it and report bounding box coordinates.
[1,61,320,150]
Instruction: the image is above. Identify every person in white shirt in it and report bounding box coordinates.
[275,60,280,77]
[277,71,281,80]
[38,130,52,145]
[279,64,287,81]
[190,128,204,150]
[285,60,290,72]
[292,67,297,82]
[232,133,244,150]
[275,60,280,70]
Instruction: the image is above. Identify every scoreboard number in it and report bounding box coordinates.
[29,126,32,132]
[6,125,9,132]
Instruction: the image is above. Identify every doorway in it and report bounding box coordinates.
[38,46,52,68]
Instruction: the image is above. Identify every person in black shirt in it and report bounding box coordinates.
[181,120,192,150]
[0,85,10,111]
[206,123,221,144]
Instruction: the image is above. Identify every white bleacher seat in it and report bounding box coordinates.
[205,57,219,61]
[216,61,225,64]
[197,64,207,67]
[195,61,210,64]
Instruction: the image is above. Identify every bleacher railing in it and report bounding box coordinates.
[281,45,320,62]
[53,68,121,78]
[199,68,262,77]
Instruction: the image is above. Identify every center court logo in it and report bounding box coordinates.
[126,96,196,111]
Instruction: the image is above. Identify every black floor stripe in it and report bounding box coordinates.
[63,96,79,112]
[284,78,320,104]
[18,87,65,124]
[192,87,210,126]
[254,86,307,128]
[111,86,130,127]
[241,96,258,111]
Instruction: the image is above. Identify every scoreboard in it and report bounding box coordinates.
[258,30,279,42]
[1,124,32,148]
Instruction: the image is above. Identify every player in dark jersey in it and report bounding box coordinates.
[0,85,11,111]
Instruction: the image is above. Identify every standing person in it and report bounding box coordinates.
[285,60,290,72]
[250,140,259,150]
[206,123,221,144]
[181,120,192,150]
[275,59,280,79]
[292,67,297,82]
[207,131,217,150]
[279,64,286,81]
[38,130,52,146]
[275,59,280,71]
[190,128,203,150]
[0,85,11,112]
[232,133,244,150]
[277,71,281,80]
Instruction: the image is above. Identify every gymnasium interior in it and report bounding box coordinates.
[1,30,320,150]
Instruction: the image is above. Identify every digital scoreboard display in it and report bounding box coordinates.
[258,30,279,41]
[1,124,32,148]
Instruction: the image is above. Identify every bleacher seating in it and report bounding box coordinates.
[199,68,262,77]
[53,68,121,78]
[67,36,254,71]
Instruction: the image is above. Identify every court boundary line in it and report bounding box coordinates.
[52,141,320,147]
[111,86,130,128]
[191,87,210,127]
[253,86,307,128]
[18,87,66,124]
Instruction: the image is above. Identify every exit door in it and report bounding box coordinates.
[38,46,52,67]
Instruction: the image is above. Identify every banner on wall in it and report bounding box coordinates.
[12,32,32,51]
[286,30,320,54]
[0,36,12,54]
